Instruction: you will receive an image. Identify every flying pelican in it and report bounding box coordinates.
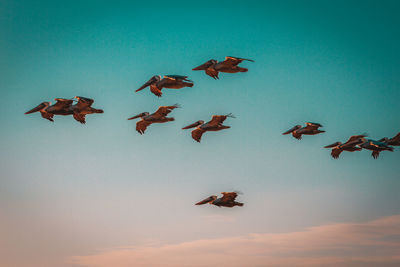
[135,75,193,97]
[324,134,366,159]
[192,56,254,79]
[195,192,243,208]
[379,132,400,146]
[359,138,394,159]
[182,113,235,142]
[24,98,75,122]
[282,122,325,140]
[128,104,180,134]
[71,96,104,124]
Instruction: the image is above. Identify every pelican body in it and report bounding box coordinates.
[359,138,394,159]
[136,75,193,97]
[283,122,325,140]
[182,113,235,142]
[324,134,366,159]
[128,104,180,134]
[192,56,254,79]
[24,96,103,124]
[195,192,243,208]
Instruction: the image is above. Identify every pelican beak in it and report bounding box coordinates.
[192,61,213,71]
[182,120,203,130]
[127,113,145,120]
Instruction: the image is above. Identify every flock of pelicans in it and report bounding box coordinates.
[24,56,399,208]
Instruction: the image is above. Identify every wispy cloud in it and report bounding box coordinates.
[72,215,400,267]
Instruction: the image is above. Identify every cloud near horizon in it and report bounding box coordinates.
[72,215,400,267]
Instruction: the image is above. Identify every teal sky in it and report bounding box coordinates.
[1,1,400,266]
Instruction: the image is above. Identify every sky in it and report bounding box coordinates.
[1,0,400,266]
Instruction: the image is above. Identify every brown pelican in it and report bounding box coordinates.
[192,56,254,79]
[135,75,193,97]
[195,192,243,208]
[182,113,235,142]
[379,132,400,146]
[282,122,325,140]
[359,138,394,159]
[24,98,74,122]
[70,96,104,124]
[128,104,180,134]
[324,134,366,159]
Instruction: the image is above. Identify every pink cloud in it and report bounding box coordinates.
[72,215,400,267]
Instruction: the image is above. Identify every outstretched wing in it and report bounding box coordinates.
[331,148,343,159]
[205,68,219,79]
[345,134,367,144]
[73,112,86,124]
[372,150,380,159]
[207,114,234,126]
[191,128,206,143]
[304,122,322,130]
[149,84,163,97]
[153,104,180,118]
[52,98,74,110]
[223,56,254,66]
[136,75,159,92]
[75,97,94,109]
[220,192,238,202]
[282,125,301,135]
[136,120,151,135]
[165,75,192,82]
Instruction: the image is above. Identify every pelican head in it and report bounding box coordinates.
[24,102,51,114]
[182,120,204,130]
[192,59,217,70]
[127,112,149,120]
[195,195,217,205]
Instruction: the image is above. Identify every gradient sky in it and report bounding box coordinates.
[1,1,400,266]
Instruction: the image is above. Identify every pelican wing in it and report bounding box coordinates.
[75,97,94,109]
[191,128,206,142]
[208,115,228,126]
[165,75,191,81]
[220,192,238,202]
[195,196,215,205]
[372,150,380,159]
[345,134,367,144]
[305,122,322,130]
[25,102,47,114]
[153,104,179,118]
[136,120,151,135]
[73,112,86,124]
[331,148,343,159]
[205,68,219,79]
[223,56,254,66]
[52,98,74,110]
[282,125,301,135]
[136,75,159,92]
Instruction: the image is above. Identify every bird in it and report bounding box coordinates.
[192,56,254,79]
[128,104,180,134]
[182,113,235,142]
[195,192,244,208]
[70,96,104,124]
[379,132,400,146]
[282,122,325,140]
[324,134,366,159]
[359,138,394,159]
[24,98,75,122]
[135,75,194,97]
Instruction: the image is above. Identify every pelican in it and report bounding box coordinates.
[24,98,75,122]
[192,56,254,79]
[70,96,104,124]
[195,192,243,208]
[379,132,400,146]
[182,113,235,142]
[282,122,325,140]
[359,138,394,159]
[128,104,180,134]
[135,75,193,97]
[324,134,366,159]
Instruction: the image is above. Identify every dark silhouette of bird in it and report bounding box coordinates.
[182,113,235,142]
[195,192,243,208]
[324,134,366,159]
[70,96,104,124]
[379,132,400,146]
[135,75,193,97]
[359,138,394,159]
[282,122,325,140]
[128,104,180,134]
[192,56,254,79]
[25,98,75,122]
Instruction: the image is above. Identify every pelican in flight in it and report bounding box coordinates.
[25,98,75,122]
[359,138,394,159]
[192,56,254,79]
[70,96,104,124]
[135,75,193,97]
[195,192,243,208]
[128,104,180,134]
[379,132,400,146]
[282,122,325,140]
[182,113,235,142]
[324,134,366,159]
